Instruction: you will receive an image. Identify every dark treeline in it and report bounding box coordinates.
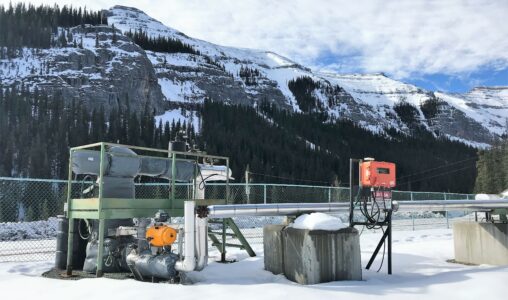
[199,101,478,192]
[475,140,508,194]
[0,89,477,193]
[0,86,197,179]
[287,76,346,112]
[0,3,106,49]
[239,66,261,86]
[288,76,323,112]
[199,100,339,186]
[125,29,199,55]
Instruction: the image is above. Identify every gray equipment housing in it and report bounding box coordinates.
[72,147,196,182]
[127,250,180,281]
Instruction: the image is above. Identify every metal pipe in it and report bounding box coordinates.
[396,199,508,212]
[208,203,350,218]
[175,201,196,272]
[207,199,508,218]
[194,217,208,271]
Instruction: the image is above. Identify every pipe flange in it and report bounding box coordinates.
[196,205,209,218]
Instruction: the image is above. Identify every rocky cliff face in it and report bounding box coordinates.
[0,24,165,115]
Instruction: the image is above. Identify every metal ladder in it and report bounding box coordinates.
[208,218,256,261]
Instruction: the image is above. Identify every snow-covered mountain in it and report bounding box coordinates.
[107,6,507,146]
[2,5,506,147]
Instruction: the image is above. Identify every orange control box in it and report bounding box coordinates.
[360,161,396,188]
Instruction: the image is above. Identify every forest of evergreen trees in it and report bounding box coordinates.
[125,29,199,55]
[287,76,323,112]
[0,86,197,179]
[0,3,105,50]
[0,87,478,193]
[200,101,478,192]
[475,140,508,194]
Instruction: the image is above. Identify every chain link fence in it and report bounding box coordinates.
[0,177,474,262]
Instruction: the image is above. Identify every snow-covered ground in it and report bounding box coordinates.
[0,228,506,299]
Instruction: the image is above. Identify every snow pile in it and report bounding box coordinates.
[0,218,58,241]
[290,213,347,231]
[475,194,497,200]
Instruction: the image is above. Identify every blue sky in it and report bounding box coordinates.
[3,0,507,93]
[406,68,508,93]
[315,51,508,93]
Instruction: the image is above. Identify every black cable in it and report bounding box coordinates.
[397,156,477,181]
[376,226,387,273]
[248,171,331,185]
[78,218,91,240]
[397,164,475,187]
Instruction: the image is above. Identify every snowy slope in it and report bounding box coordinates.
[437,87,508,136]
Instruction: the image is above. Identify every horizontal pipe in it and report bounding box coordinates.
[207,199,508,218]
[208,203,350,217]
[396,199,508,212]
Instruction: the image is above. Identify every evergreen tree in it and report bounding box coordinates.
[112,23,118,44]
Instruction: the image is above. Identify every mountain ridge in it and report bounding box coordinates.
[1,4,506,147]
[106,5,506,147]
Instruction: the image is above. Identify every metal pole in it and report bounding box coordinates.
[263,184,267,204]
[171,152,176,206]
[445,193,449,229]
[349,159,355,226]
[226,158,230,204]
[387,213,392,275]
[221,218,227,262]
[328,187,331,203]
[411,192,415,231]
[245,165,250,204]
[96,142,106,277]
[65,149,74,276]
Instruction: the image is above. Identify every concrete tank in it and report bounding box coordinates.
[454,221,508,265]
[264,225,362,284]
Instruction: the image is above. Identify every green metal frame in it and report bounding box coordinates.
[208,218,256,260]
[65,142,230,277]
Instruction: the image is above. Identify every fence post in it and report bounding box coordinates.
[411,192,415,231]
[328,188,331,203]
[445,193,449,229]
[263,184,267,204]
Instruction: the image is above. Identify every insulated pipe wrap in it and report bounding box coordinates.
[208,200,508,218]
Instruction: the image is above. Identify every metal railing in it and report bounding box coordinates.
[0,176,475,262]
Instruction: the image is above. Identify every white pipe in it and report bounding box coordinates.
[175,201,196,272]
[208,199,508,218]
[194,217,208,271]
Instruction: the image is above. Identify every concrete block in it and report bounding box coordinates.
[263,225,286,275]
[282,227,362,284]
[454,222,508,265]
[264,225,362,284]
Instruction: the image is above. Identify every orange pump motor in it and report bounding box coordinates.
[146,225,177,247]
[360,161,396,188]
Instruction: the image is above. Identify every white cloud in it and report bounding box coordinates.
[3,0,508,79]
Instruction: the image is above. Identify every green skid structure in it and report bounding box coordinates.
[208,218,256,261]
[65,142,254,277]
